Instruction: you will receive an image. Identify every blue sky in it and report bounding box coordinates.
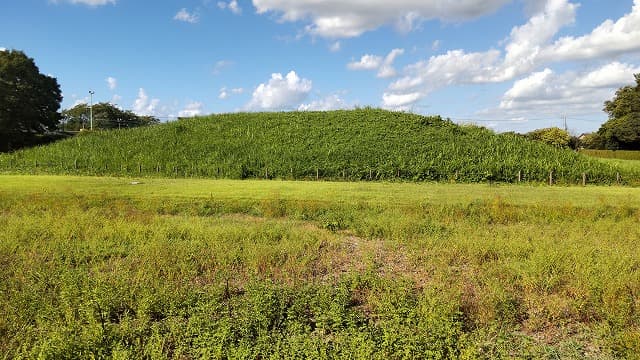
[1,0,639,133]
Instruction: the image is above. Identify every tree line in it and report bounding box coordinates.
[61,103,159,132]
[0,50,157,152]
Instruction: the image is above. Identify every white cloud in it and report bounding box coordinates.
[111,94,122,104]
[383,0,578,108]
[179,101,203,117]
[218,0,242,14]
[0,48,6,52]
[348,48,405,78]
[298,94,349,111]
[106,76,117,90]
[381,0,640,110]
[133,88,161,116]
[174,8,199,23]
[541,0,640,61]
[329,41,341,52]
[246,71,312,110]
[252,0,511,38]
[213,60,233,75]
[431,40,441,51]
[574,62,640,88]
[52,0,115,6]
[347,55,383,70]
[377,48,405,78]
[229,0,242,14]
[388,49,502,92]
[381,92,422,109]
[219,87,244,100]
[497,62,640,117]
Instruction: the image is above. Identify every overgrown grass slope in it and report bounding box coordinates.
[0,109,632,183]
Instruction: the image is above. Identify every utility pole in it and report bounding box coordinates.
[89,90,95,130]
[563,115,568,132]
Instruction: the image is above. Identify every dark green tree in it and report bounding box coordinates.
[62,102,159,131]
[0,50,62,151]
[597,74,640,150]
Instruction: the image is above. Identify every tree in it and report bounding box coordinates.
[0,50,62,151]
[597,74,640,150]
[62,102,159,131]
[526,127,571,148]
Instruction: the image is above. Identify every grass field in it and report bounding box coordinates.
[1,175,640,358]
[581,150,640,161]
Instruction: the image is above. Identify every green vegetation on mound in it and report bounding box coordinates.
[1,176,639,358]
[0,109,634,183]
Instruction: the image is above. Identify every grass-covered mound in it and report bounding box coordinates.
[0,109,632,183]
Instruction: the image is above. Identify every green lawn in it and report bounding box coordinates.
[3,174,640,207]
[1,175,639,359]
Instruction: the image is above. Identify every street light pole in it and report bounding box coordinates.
[89,90,95,130]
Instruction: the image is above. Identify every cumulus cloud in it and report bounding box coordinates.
[382,0,640,110]
[0,48,6,52]
[252,0,511,38]
[347,55,383,71]
[51,0,115,6]
[174,8,199,23]
[133,88,161,116]
[381,92,423,110]
[348,48,405,78]
[179,101,203,117]
[382,0,578,108]
[246,71,312,110]
[298,94,349,111]
[541,0,640,61]
[497,62,640,117]
[377,49,405,78]
[106,77,117,90]
[218,0,242,15]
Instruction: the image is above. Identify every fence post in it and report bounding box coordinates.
[549,171,553,186]
[316,168,319,181]
[616,172,621,184]
[582,173,586,186]
[517,170,522,183]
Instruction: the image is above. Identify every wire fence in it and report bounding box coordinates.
[0,159,636,186]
